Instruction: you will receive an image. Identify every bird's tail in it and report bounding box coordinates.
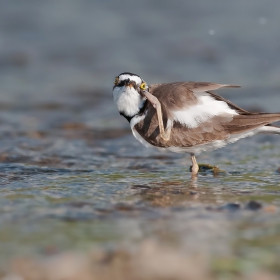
[258,124,280,134]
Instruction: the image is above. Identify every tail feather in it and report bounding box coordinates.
[227,113,280,135]
[258,125,280,134]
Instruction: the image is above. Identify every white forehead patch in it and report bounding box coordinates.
[119,74,142,85]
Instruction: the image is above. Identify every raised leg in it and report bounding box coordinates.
[141,90,170,141]
[191,153,199,177]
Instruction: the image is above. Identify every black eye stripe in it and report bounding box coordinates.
[118,80,126,87]
[117,80,138,87]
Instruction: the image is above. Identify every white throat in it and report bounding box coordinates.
[113,86,145,117]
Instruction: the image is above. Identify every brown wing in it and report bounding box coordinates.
[149,82,240,113]
[149,82,240,93]
[225,113,280,134]
[135,82,280,148]
[134,110,230,148]
[134,110,280,148]
[169,113,280,147]
[149,82,197,113]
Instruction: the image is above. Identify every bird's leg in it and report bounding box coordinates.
[141,90,170,141]
[191,153,199,177]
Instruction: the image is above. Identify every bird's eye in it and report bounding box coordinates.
[140,82,146,90]
[114,77,119,85]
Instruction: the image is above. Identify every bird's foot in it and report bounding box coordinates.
[189,164,225,176]
[160,131,170,142]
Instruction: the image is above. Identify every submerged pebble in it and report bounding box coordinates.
[245,201,263,210]
[218,203,241,211]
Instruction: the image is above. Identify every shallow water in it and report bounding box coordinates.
[0,99,279,275]
[0,0,280,278]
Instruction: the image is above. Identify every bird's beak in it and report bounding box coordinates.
[124,80,135,88]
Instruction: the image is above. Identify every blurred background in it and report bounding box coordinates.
[0,1,280,279]
[2,0,280,123]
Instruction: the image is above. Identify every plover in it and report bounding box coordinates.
[113,72,280,177]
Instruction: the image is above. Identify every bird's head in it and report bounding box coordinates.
[112,72,148,120]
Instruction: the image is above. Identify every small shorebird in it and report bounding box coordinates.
[113,72,280,177]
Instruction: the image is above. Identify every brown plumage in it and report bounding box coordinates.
[134,82,280,149]
[113,73,280,177]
